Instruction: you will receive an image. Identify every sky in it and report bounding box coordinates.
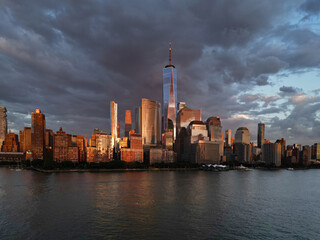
[0,0,320,145]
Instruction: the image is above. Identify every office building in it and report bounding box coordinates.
[206,116,223,158]
[141,98,161,145]
[96,133,113,161]
[225,129,232,147]
[233,143,251,163]
[312,143,320,160]
[162,42,177,138]
[262,143,281,167]
[20,127,31,153]
[45,129,54,148]
[76,135,86,162]
[125,110,132,137]
[110,101,118,149]
[257,122,265,148]
[176,105,201,137]
[134,107,141,134]
[191,140,221,164]
[0,107,7,151]
[31,109,45,159]
[235,127,250,145]
[188,121,209,144]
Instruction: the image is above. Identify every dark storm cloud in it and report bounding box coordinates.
[0,0,319,144]
[300,0,320,15]
[279,86,303,98]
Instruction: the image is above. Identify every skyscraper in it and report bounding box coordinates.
[176,105,201,137]
[141,98,161,145]
[234,127,251,162]
[162,41,177,138]
[258,122,265,148]
[135,107,141,134]
[225,129,232,146]
[110,101,118,149]
[262,143,281,167]
[206,116,223,158]
[235,127,250,145]
[125,110,132,137]
[0,107,7,151]
[20,127,32,153]
[31,109,45,159]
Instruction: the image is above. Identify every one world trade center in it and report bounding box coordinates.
[162,42,177,138]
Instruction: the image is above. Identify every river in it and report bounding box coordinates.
[0,168,319,239]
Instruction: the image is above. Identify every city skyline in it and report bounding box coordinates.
[1,1,320,145]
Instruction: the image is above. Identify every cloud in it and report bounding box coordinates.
[0,0,319,145]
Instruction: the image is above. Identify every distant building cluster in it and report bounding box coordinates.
[0,44,319,167]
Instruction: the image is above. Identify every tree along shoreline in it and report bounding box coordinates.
[1,159,319,172]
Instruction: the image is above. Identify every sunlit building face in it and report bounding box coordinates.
[162,42,177,138]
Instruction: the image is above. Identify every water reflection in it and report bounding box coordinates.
[0,169,320,239]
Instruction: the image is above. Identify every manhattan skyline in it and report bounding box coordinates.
[1,0,320,145]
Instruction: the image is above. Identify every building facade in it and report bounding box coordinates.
[125,110,132,137]
[31,109,45,159]
[162,42,177,138]
[110,101,118,149]
[141,98,161,145]
[262,143,281,167]
[120,132,143,162]
[0,107,7,151]
[20,127,32,153]
[235,127,250,145]
[257,122,265,148]
[176,106,201,137]
[206,116,223,159]
[225,129,232,147]
[134,107,141,134]
[2,133,19,152]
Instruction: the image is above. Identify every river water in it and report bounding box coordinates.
[0,168,319,239]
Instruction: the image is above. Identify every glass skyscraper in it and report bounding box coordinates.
[162,42,177,138]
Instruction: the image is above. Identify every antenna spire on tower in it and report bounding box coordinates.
[169,41,172,65]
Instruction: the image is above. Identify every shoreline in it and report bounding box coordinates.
[30,167,200,173]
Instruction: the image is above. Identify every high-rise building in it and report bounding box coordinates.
[257,122,265,148]
[233,143,251,163]
[234,127,251,162]
[45,129,54,148]
[162,42,177,138]
[176,105,201,137]
[206,116,223,158]
[312,143,320,160]
[225,129,232,146]
[110,101,118,149]
[141,98,161,145]
[96,133,113,161]
[31,109,45,159]
[125,110,132,137]
[20,127,32,153]
[262,143,281,167]
[135,107,141,134]
[0,107,7,151]
[235,127,250,145]
[207,117,223,142]
[188,121,209,143]
[76,135,86,162]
